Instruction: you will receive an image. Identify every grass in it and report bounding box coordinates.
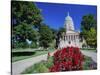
[81,48,97,53]
[22,61,49,73]
[83,56,97,70]
[22,57,53,74]
[12,48,55,62]
[81,48,96,51]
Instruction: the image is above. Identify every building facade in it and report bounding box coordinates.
[58,12,81,48]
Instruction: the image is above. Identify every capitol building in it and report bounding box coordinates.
[58,12,83,48]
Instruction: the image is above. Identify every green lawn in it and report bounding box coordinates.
[22,57,53,74]
[12,48,55,62]
[81,48,96,50]
[81,48,97,53]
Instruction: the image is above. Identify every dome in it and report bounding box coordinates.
[64,12,75,31]
[65,15,73,21]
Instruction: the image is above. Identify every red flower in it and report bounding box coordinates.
[49,46,84,72]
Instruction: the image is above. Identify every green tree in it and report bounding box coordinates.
[55,27,66,48]
[81,14,96,31]
[80,14,97,48]
[11,1,42,48]
[86,28,97,47]
[57,27,66,38]
[12,22,39,48]
[12,1,42,26]
[50,28,57,39]
[39,24,53,48]
[59,27,66,33]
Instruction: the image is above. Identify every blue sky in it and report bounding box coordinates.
[35,2,97,31]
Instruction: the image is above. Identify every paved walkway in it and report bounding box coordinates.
[12,54,48,75]
[12,50,97,75]
[12,51,56,75]
[81,50,97,63]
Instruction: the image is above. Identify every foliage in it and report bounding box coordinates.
[12,22,39,48]
[12,1,42,26]
[12,41,28,48]
[49,47,84,72]
[30,42,38,48]
[81,14,96,31]
[81,48,96,51]
[39,24,54,48]
[80,14,97,48]
[33,62,49,73]
[22,61,49,74]
[86,28,97,47]
[51,28,57,39]
[56,27,66,48]
[11,1,42,48]
[12,1,56,49]
[46,56,54,68]
[83,56,97,70]
[58,27,66,38]
[12,51,36,57]
[59,27,66,33]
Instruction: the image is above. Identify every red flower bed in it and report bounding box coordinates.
[49,47,84,72]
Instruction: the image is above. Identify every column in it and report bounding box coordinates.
[76,35,77,39]
[69,35,70,41]
[71,35,72,41]
[74,35,75,40]
[72,35,74,41]
[77,35,79,42]
[75,35,76,41]
[77,35,78,39]
[71,35,73,41]
[75,35,76,42]
[77,35,79,39]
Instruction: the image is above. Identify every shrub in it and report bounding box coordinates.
[30,42,38,48]
[49,47,84,72]
[34,62,48,73]
[46,56,53,68]
[83,56,97,70]
[22,61,49,74]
